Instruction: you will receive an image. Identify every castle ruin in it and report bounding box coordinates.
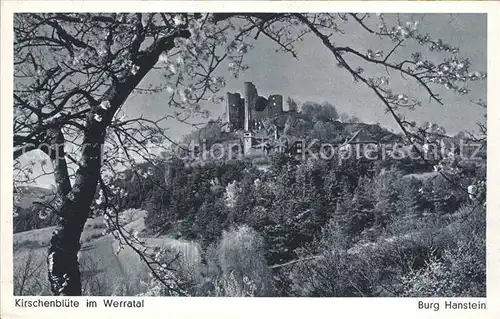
[225,82,286,154]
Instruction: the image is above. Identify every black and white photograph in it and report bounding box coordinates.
[6,4,492,304]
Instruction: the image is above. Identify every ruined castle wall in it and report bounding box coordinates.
[268,94,283,112]
[251,94,283,126]
[228,82,285,131]
[226,92,244,130]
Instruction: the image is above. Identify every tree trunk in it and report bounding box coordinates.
[47,206,88,295]
[47,129,102,295]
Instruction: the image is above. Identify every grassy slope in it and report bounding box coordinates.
[13,209,201,296]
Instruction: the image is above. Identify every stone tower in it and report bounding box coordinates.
[225,92,244,131]
[243,82,256,155]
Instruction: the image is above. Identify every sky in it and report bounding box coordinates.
[125,13,487,138]
[19,13,487,188]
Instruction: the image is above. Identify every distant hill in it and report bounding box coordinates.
[14,185,55,208]
[13,186,57,233]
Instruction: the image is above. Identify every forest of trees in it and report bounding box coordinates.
[91,105,486,297]
[106,141,485,296]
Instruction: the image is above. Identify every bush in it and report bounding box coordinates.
[401,204,486,297]
[14,251,48,295]
[13,203,58,233]
[215,225,274,296]
[289,221,377,297]
[158,225,275,297]
[401,238,485,297]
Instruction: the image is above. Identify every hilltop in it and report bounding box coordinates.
[177,103,402,166]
